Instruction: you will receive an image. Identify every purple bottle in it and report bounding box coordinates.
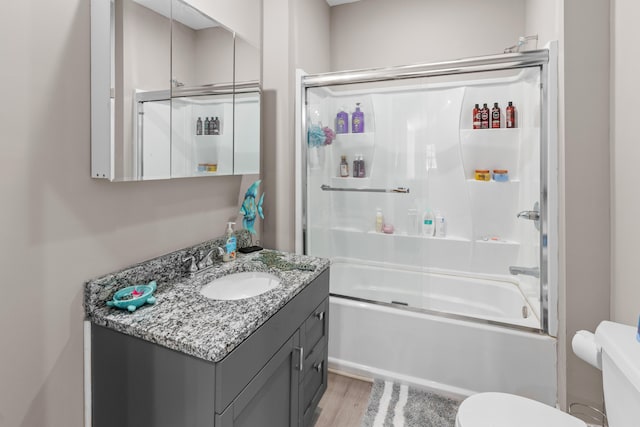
[336,107,349,134]
[352,103,364,133]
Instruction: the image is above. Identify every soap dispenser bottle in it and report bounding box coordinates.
[223,222,237,262]
[352,103,364,133]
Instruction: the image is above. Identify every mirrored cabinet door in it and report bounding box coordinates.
[91,0,261,181]
[170,0,235,178]
[233,34,261,176]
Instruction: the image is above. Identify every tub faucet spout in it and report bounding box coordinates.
[509,266,540,278]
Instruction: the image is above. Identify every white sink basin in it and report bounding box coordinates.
[199,272,281,300]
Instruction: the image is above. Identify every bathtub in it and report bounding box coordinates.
[327,259,557,405]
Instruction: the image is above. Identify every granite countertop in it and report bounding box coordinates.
[85,235,330,363]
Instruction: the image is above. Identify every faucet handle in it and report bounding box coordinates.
[183,255,198,273]
[198,250,214,269]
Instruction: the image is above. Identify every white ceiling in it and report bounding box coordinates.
[326,0,361,6]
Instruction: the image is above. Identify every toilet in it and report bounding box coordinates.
[456,321,640,427]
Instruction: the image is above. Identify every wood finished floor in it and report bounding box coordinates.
[313,372,373,427]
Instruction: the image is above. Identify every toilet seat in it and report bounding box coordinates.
[456,392,587,427]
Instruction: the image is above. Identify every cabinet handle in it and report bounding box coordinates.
[315,311,325,320]
[295,346,304,372]
[314,361,323,372]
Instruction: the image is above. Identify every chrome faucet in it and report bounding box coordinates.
[184,247,225,277]
[197,250,214,270]
[509,266,540,278]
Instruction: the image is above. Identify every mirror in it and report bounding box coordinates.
[233,33,261,175]
[90,0,261,181]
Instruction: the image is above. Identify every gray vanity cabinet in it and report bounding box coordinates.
[91,269,329,427]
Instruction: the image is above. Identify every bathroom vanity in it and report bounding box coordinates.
[85,235,329,427]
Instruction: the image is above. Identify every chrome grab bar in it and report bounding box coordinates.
[321,184,409,193]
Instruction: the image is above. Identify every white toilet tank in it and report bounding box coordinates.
[595,321,640,427]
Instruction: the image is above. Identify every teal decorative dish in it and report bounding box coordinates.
[106,281,157,312]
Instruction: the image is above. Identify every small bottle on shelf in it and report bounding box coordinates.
[506,101,516,128]
[491,102,501,128]
[435,211,446,237]
[196,117,203,135]
[352,103,364,133]
[358,154,366,178]
[352,156,359,177]
[407,208,419,236]
[213,116,221,135]
[204,117,210,135]
[375,208,384,233]
[422,209,435,236]
[481,103,490,129]
[336,107,349,134]
[340,155,349,177]
[472,104,481,129]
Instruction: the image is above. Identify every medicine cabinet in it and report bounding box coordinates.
[91,0,260,181]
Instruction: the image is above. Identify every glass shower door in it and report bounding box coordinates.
[303,65,546,331]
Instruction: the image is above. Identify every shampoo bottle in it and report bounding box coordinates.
[212,116,220,135]
[435,211,446,237]
[506,101,516,128]
[204,117,211,135]
[336,107,349,134]
[340,155,349,177]
[375,208,384,233]
[491,102,501,128]
[358,154,366,178]
[196,117,203,135]
[422,210,435,236]
[352,103,364,133]
[223,222,237,262]
[481,104,489,129]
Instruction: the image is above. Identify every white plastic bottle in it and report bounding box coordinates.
[375,208,384,233]
[435,211,446,237]
[422,209,435,236]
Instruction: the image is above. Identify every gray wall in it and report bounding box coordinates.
[563,0,611,414]
[330,0,526,70]
[611,1,640,326]
[0,1,255,426]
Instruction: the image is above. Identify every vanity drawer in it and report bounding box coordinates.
[300,341,328,427]
[303,298,329,353]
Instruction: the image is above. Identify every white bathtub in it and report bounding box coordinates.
[330,259,539,328]
[327,260,557,405]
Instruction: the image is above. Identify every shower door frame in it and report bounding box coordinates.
[295,44,558,336]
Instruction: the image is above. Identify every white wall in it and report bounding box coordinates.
[0,1,256,426]
[611,1,640,326]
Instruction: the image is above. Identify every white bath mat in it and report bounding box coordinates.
[361,380,460,427]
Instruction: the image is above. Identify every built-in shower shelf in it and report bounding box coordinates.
[474,239,520,247]
[366,230,470,242]
[460,128,521,137]
[465,179,521,184]
[333,132,375,146]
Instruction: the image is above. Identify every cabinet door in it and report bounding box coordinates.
[300,340,328,427]
[216,332,301,427]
